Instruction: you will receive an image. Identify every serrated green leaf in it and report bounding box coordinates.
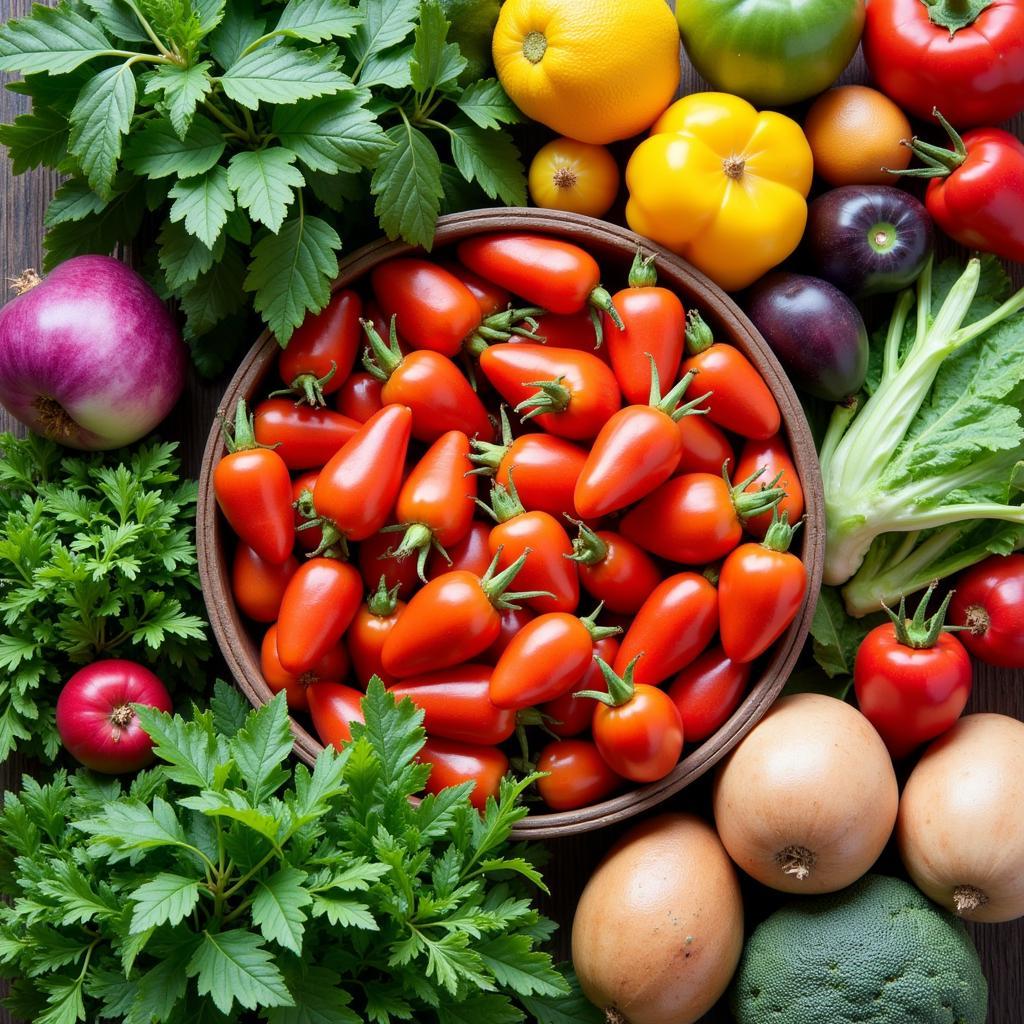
[274,0,362,43]
[68,61,137,198]
[76,797,191,857]
[44,178,109,228]
[158,217,225,290]
[133,704,228,789]
[350,0,416,64]
[448,115,526,206]
[179,789,285,841]
[355,43,413,88]
[371,121,442,249]
[350,679,425,788]
[209,0,265,68]
[210,679,250,737]
[177,239,247,342]
[42,183,145,270]
[252,866,311,954]
[475,935,567,998]
[81,0,149,42]
[37,860,121,925]
[518,967,604,1024]
[409,0,465,94]
[267,965,360,1024]
[0,2,115,74]
[129,872,201,933]
[220,42,352,110]
[144,62,214,138]
[291,744,348,817]
[244,212,340,342]
[0,107,70,174]
[169,164,234,247]
[273,91,389,174]
[123,115,225,180]
[229,692,292,802]
[227,148,304,233]
[187,929,293,1015]
[310,895,377,929]
[456,79,523,131]
[36,976,85,1024]
[437,994,524,1024]
[125,946,194,1024]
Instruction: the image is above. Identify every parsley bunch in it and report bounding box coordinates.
[0,680,597,1024]
[0,0,525,374]
[0,434,208,762]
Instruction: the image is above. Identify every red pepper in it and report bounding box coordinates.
[864,0,1024,128]
[252,399,360,470]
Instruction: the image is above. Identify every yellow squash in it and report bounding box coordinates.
[625,93,814,291]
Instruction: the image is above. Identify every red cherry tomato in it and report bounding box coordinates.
[418,737,509,811]
[483,605,536,664]
[278,289,362,406]
[292,470,322,552]
[951,554,1024,668]
[347,577,405,689]
[390,664,516,745]
[427,520,493,580]
[357,528,420,600]
[531,310,609,361]
[335,371,384,423]
[231,544,298,622]
[260,624,349,712]
[479,343,620,441]
[854,586,973,759]
[569,522,662,615]
[308,681,365,750]
[214,400,294,565]
[675,415,734,476]
[442,261,511,317]
[540,635,619,737]
[735,434,804,540]
[536,739,622,811]
[667,647,750,743]
[616,573,718,686]
[276,558,363,674]
[55,659,172,774]
[252,399,360,470]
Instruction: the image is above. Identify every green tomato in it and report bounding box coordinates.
[677,0,865,107]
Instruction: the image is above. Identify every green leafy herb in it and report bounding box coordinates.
[0,434,208,762]
[0,0,525,372]
[0,680,589,1023]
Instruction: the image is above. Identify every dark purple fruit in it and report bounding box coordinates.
[745,272,868,402]
[806,185,933,298]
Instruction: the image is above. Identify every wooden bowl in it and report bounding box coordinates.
[198,208,825,839]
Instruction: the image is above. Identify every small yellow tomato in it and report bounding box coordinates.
[528,138,620,218]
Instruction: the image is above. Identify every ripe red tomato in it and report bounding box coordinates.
[418,737,509,810]
[357,528,420,600]
[735,435,804,540]
[569,523,661,615]
[667,647,750,743]
[950,554,1024,668]
[536,739,621,810]
[56,660,172,773]
[675,415,733,476]
[252,399,360,470]
[231,544,298,622]
[441,261,510,317]
[854,587,973,758]
[347,578,405,689]
[530,310,608,361]
[482,605,536,663]
[292,470,322,553]
[308,681,365,750]
[426,520,493,580]
[261,624,349,712]
[335,371,384,423]
[540,635,618,737]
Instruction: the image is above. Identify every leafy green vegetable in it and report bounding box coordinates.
[0,434,208,762]
[808,588,882,684]
[821,255,1024,615]
[0,680,589,1023]
[0,0,526,373]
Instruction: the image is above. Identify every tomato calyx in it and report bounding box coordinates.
[480,546,555,611]
[890,108,968,179]
[468,406,514,475]
[566,519,608,566]
[463,306,547,358]
[728,463,788,523]
[477,473,527,524]
[762,510,802,553]
[627,248,658,290]
[648,356,710,422]
[883,581,963,649]
[220,398,275,454]
[269,361,338,408]
[386,521,451,582]
[576,654,641,708]
[922,0,993,35]
[514,375,571,422]
[366,574,400,618]
[684,309,715,356]
[578,602,623,643]
[361,315,403,381]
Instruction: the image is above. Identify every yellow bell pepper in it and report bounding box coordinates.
[625,92,814,291]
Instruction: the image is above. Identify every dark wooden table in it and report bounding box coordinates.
[1,2,1022,1019]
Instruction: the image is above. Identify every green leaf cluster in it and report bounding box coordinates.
[0,433,208,762]
[0,0,525,374]
[0,680,595,1024]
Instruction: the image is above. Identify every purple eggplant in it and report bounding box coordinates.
[745,272,868,402]
[806,185,933,298]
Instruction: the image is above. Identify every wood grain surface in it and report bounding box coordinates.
[0,1,1021,1019]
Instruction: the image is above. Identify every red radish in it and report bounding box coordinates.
[56,659,172,773]
[0,256,185,449]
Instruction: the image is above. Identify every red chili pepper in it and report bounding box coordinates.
[335,371,384,423]
[667,646,750,743]
[213,399,294,565]
[567,521,662,615]
[260,624,348,712]
[308,681,366,750]
[426,520,493,580]
[540,635,619,738]
[347,576,405,689]
[418,737,509,810]
[735,434,804,540]
[253,399,360,470]
[231,544,298,623]
[536,739,622,811]
[275,289,362,406]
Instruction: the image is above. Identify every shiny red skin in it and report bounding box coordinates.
[575,405,684,519]
[418,737,509,810]
[488,511,579,614]
[335,371,384,423]
[231,544,298,622]
[56,659,172,773]
[253,399,360,470]
[441,261,510,317]
[308,681,365,750]
[536,739,622,811]
[458,233,602,314]
[382,350,494,443]
[276,558,363,674]
[854,626,973,759]
[605,286,685,404]
[479,343,620,440]
[923,129,1024,263]
[719,542,807,663]
[371,258,481,357]
[292,470,322,552]
[620,473,744,564]
[951,554,1024,667]
[390,665,516,745]
[357,528,420,599]
[313,404,412,542]
[427,520,493,580]
[576,530,662,615]
[482,606,536,663]
[680,345,780,439]
[382,570,503,677]
[676,415,734,476]
[214,446,294,565]
[347,596,405,689]
[736,435,804,539]
[667,647,750,743]
[489,613,594,709]
[591,685,684,783]
[396,431,476,549]
[278,289,362,396]
[863,0,1024,127]
[540,635,619,737]
[615,572,719,686]
[260,624,349,712]
[531,310,608,361]
[493,433,588,520]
